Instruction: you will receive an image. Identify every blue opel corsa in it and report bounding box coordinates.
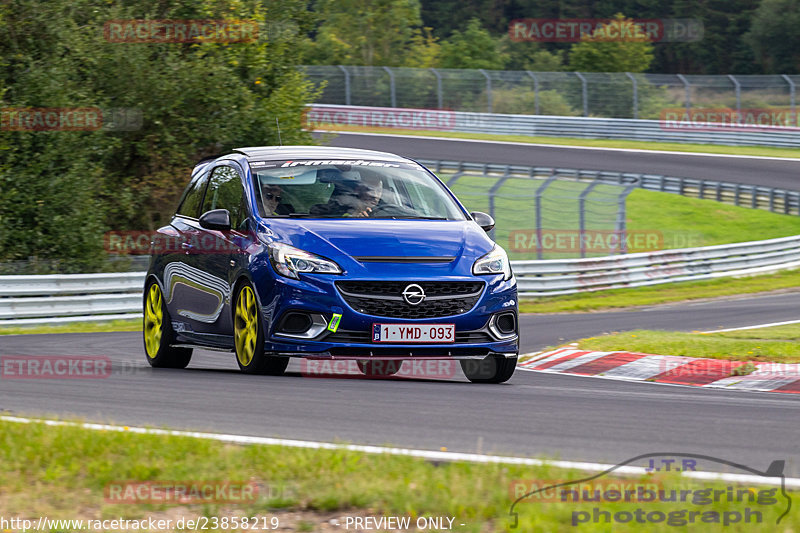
[143,146,518,383]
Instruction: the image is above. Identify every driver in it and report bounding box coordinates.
[310,173,384,217]
[260,184,294,215]
[349,175,383,217]
[260,184,283,215]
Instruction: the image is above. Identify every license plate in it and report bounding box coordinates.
[372,323,455,343]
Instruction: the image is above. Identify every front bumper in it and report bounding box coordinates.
[251,267,519,358]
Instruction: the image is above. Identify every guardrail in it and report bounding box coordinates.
[308,104,800,147]
[514,235,800,296]
[3,235,800,323]
[418,160,800,216]
[0,272,144,325]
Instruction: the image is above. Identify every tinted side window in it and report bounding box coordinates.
[177,173,209,218]
[203,166,248,230]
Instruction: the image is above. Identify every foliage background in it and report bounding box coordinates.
[0,0,317,271]
[2,0,797,271]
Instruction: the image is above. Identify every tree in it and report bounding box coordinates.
[500,37,566,71]
[307,0,424,66]
[568,14,654,73]
[745,0,800,73]
[438,18,507,70]
[0,0,317,271]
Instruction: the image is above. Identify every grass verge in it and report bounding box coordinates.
[572,323,800,363]
[0,418,793,531]
[518,269,800,313]
[318,126,800,159]
[0,319,141,336]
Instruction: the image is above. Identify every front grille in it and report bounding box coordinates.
[335,281,484,319]
[326,329,493,344]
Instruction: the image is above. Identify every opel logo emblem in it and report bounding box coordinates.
[402,284,426,305]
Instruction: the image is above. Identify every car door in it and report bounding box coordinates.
[190,163,253,337]
[163,169,216,334]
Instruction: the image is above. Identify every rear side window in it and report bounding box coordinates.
[177,173,210,218]
[203,165,248,230]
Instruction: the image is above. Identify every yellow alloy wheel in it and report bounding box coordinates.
[234,285,259,367]
[143,283,164,358]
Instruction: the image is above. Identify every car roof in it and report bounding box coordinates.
[233,145,410,162]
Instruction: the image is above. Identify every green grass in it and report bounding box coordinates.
[320,125,800,159]
[1,418,794,531]
[0,318,141,336]
[519,269,800,314]
[574,323,800,363]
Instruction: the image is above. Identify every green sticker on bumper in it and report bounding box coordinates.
[328,313,342,332]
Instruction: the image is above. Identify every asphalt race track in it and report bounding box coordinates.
[2,291,800,476]
[319,132,800,190]
[3,135,800,477]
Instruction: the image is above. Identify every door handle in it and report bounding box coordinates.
[181,242,193,251]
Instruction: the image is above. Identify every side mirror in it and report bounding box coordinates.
[199,209,231,231]
[471,211,495,233]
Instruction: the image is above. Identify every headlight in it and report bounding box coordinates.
[268,243,342,279]
[472,245,512,280]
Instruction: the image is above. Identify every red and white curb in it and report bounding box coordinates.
[518,347,800,394]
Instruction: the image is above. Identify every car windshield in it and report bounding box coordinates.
[251,159,466,220]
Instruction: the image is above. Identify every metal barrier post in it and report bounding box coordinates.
[626,72,638,119]
[383,66,396,108]
[430,68,443,109]
[534,171,558,260]
[677,74,691,113]
[783,75,796,117]
[488,167,512,241]
[578,179,601,258]
[617,176,640,254]
[527,71,540,114]
[575,72,588,116]
[479,69,492,113]
[729,75,741,118]
[337,65,351,106]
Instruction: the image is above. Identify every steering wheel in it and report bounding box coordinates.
[368,203,417,218]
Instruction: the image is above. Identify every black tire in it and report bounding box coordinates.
[460,355,517,384]
[143,280,192,368]
[357,359,402,377]
[233,281,289,376]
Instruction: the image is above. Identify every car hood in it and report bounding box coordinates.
[261,219,495,274]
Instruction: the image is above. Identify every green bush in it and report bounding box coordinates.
[0,0,318,271]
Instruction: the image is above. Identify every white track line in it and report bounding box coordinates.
[319,131,800,162]
[699,319,800,334]
[2,415,797,488]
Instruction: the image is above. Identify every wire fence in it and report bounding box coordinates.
[302,66,800,120]
[440,168,636,259]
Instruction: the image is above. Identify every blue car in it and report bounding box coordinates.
[143,146,518,383]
